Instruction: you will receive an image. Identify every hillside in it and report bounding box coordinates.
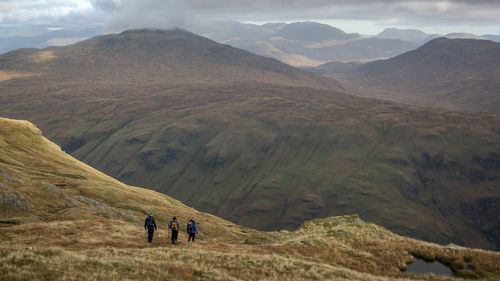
[1,119,500,280]
[0,30,499,252]
[0,117,249,240]
[0,29,339,89]
[319,38,500,113]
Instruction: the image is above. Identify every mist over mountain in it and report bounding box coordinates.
[316,38,500,113]
[1,29,499,251]
[445,33,487,40]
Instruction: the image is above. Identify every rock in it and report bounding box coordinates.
[66,198,80,207]
[30,216,41,222]
[44,183,57,193]
[2,169,16,182]
[333,218,348,226]
[1,190,32,211]
[447,243,465,248]
[353,218,364,224]
[328,229,349,238]
[107,211,117,220]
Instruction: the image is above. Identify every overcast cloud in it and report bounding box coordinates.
[1,0,500,37]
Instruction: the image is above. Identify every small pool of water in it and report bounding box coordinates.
[405,257,455,277]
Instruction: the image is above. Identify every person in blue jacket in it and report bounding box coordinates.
[144,213,157,243]
[168,216,180,244]
[186,219,198,242]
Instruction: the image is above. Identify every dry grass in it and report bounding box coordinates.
[28,51,56,63]
[266,216,500,279]
[0,246,392,281]
[1,216,499,281]
[0,71,37,82]
[0,117,253,241]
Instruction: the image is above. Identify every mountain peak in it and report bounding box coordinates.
[75,28,210,51]
[0,29,340,89]
[274,21,360,42]
[376,28,431,44]
[338,36,500,112]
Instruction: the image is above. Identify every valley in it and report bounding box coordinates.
[1,30,499,251]
[1,117,499,280]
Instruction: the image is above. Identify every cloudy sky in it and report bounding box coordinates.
[1,0,500,37]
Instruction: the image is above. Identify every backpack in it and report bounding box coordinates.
[187,221,194,231]
[171,221,178,231]
[146,216,154,227]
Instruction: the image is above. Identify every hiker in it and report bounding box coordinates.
[144,213,157,243]
[186,219,198,242]
[168,216,180,244]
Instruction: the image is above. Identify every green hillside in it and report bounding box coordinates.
[0,117,249,239]
[0,29,499,251]
[1,118,500,280]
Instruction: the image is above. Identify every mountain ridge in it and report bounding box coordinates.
[0,28,340,90]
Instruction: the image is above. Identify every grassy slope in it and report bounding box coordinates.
[1,118,500,281]
[0,117,250,240]
[0,30,499,251]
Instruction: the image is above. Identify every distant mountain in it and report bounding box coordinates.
[376,28,433,44]
[422,34,441,44]
[1,30,499,251]
[483,34,500,42]
[222,22,418,66]
[202,21,281,42]
[213,24,500,67]
[0,28,101,54]
[445,33,486,40]
[320,38,500,112]
[272,21,360,42]
[375,29,497,45]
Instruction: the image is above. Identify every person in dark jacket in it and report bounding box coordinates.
[168,216,180,244]
[186,219,198,242]
[144,213,157,243]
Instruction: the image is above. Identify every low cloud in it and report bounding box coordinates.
[1,0,500,36]
[88,0,500,30]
